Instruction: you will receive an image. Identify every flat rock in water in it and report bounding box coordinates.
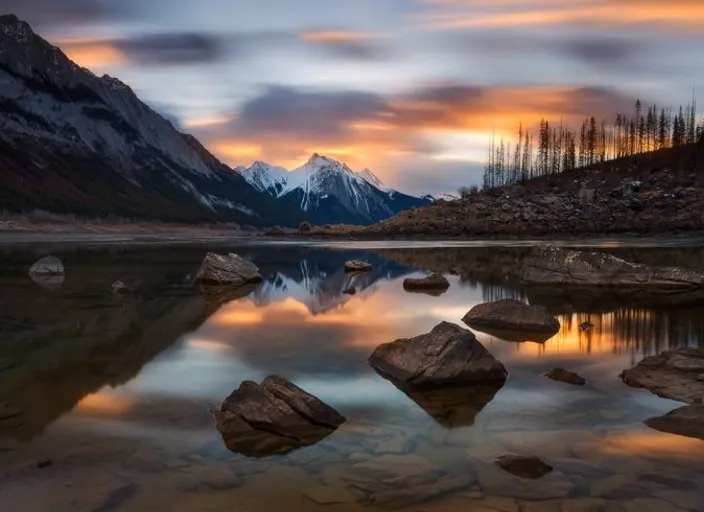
[216,376,345,457]
[28,255,64,275]
[645,405,704,441]
[523,245,704,288]
[345,260,372,272]
[196,252,263,286]
[495,455,553,479]
[621,347,704,404]
[368,321,507,389]
[462,299,560,336]
[545,368,586,386]
[403,274,450,293]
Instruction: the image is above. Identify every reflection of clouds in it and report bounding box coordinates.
[74,391,134,417]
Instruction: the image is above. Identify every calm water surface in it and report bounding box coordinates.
[1,242,703,511]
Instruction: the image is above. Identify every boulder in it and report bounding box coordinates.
[462,299,560,337]
[523,245,704,288]
[621,347,704,404]
[345,260,372,273]
[495,455,553,479]
[216,376,345,457]
[403,274,450,294]
[368,322,507,389]
[196,253,263,286]
[28,255,64,275]
[111,280,128,294]
[645,405,704,441]
[545,368,586,386]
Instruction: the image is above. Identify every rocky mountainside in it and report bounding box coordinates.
[238,154,430,225]
[363,143,704,237]
[0,15,301,226]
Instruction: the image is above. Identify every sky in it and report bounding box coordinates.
[4,0,704,195]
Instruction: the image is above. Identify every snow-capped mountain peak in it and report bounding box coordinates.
[236,153,431,225]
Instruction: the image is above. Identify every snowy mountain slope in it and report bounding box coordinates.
[238,153,430,225]
[0,15,301,225]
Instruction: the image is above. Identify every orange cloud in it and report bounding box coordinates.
[414,0,704,32]
[298,30,383,43]
[56,38,127,68]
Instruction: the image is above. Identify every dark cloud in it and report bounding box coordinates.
[115,32,225,65]
[237,85,389,137]
[0,0,125,28]
[560,38,643,66]
[305,40,387,61]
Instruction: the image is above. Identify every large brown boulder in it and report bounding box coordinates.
[462,299,560,336]
[196,253,263,286]
[403,274,450,294]
[368,322,507,389]
[645,405,704,441]
[621,347,704,404]
[215,376,345,457]
[523,245,704,288]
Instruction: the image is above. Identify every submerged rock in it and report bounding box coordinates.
[621,347,704,404]
[368,321,507,389]
[645,405,704,441]
[345,260,372,273]
[196,253,263,286]
[495,455,553,479]
[28,255,64,276]
[462,299,560,337]
[545,368,586,386]
[402,274,450,294]
[216,376,345,457]
[523,245,704,288]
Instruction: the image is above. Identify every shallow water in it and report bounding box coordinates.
[1,242,703,512]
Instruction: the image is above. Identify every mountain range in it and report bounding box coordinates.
[0,15,428,227]
[236,155,430,225]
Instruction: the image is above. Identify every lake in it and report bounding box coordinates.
[1,240,703,512]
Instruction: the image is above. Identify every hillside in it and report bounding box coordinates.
[0,15,301,226]
[360,142,704,237]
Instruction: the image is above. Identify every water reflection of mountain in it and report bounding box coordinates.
[247,248,413,314]
[0,248,232,441]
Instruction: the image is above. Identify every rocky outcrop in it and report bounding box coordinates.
[368,322,507,389]
[344,260,372,272]
[196,253,263,286]
[545,368,586,386]
[495,455,553,479]
[28,256,64,275]
[402,274,450,295]
[645,405,704,441]
[621,347,704,404]
[462,299,560,337]
[216,376,346,457]
[523,245,704,288]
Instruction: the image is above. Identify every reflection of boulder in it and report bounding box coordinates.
[645,405,704,441]
[374,368,503,428]
[29,273,65,291]
[524,245,704,288]
[463,299,560,339]
[369,322,507,389]
[527,286,704,313]
[621,347,704,404]
[216,376,345,458]
[198,282,260,304]
[465,325,556,344]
